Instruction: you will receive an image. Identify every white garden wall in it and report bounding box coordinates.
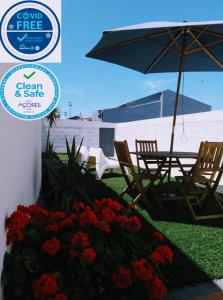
[42,119,116,153]
[0,64,42,298]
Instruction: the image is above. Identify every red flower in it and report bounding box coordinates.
[128,202,136,210]
[81,248,96,263]
[100,208,116,223]
[93,198,123,212]
[41,238,61,256]
[95,221,111,234]
[6,210,30,245]
[128,216,141,232]
[152,231,164,242]
[32,273,58,299]
[59,218,73,228]
[44,224,60,233]
[73,202,86,213]
[50,211,66,222]
[70,214,77,221]
[148,276,166,300]
[132,259,153,285]
[71,231,89,248]
[112,267,132,289]
[79,208,98,227]
[151,245,173,265]
[116,215,129,225]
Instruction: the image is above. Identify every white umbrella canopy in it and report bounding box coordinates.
[87,20,223,181]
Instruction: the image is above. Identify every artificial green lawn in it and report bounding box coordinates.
[100,170,223,288]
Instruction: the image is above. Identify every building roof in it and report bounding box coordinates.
[98,89,212,123]
[117,89,211,110]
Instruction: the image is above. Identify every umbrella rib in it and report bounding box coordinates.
[193,28,223,39]
[87,28,180,56]
[185,26,208,52]
[146,38,179,55]
[186,37,223,54]
[144,30,183,74]
[189,30,223,68]
[168,29,181,52]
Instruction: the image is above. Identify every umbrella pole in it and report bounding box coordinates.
[167,31,187,187]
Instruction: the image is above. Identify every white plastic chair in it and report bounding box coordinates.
[88,147,119,179]
[79,145,89,163]
[77,145,89,173]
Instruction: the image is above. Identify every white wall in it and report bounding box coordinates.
[0,64,42,298]
[42,119,116,152]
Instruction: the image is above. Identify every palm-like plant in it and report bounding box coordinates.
[44,137,91,213]
[44,107,60,152]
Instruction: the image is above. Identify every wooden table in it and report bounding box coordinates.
[130,151,198,206]
[131,150,198,175]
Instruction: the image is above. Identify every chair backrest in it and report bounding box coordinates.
[114,140,133,168]
[88,147,108,165]
[135,140,158,172]
[193,141,223,185]
[135,140,158,153]
[79,146,89,162]
[114,140,142,191]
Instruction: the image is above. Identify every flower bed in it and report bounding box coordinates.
[2,199,173,300]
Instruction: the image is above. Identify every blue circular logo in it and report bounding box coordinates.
[0,64,60,121]
[0,1,60,61]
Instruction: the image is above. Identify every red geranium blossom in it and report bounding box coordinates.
[148,276,166,300]
[32,273,58,299]
[59,217,73,228]
[71,231,89,248]
[152,231,164,242]
[81,248,96,263]
[44,223,60,233]
[132,258,153,285]
[151,245,173,264]
[6,210,30,245]
[128,216,141,232]
[73,202,86,214]
[41,238,62,256]
[79,207,98,227]
[49,211,66,222]
[112,267,132,290]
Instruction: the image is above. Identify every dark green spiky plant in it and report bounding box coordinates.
[43,137,91,213]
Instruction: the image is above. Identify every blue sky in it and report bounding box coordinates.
[50,0,223,118]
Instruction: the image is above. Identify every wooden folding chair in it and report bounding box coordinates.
[135,139,170,182]
[176,141,223,220]
[135,139,157,173]
[114,140,146,204]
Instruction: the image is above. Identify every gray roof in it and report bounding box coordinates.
[100,90,211,123]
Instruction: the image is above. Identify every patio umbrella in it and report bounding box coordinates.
[86,20,223,180]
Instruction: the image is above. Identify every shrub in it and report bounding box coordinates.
[2,199,173,300]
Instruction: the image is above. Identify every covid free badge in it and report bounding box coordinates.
[0,1,61,62]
